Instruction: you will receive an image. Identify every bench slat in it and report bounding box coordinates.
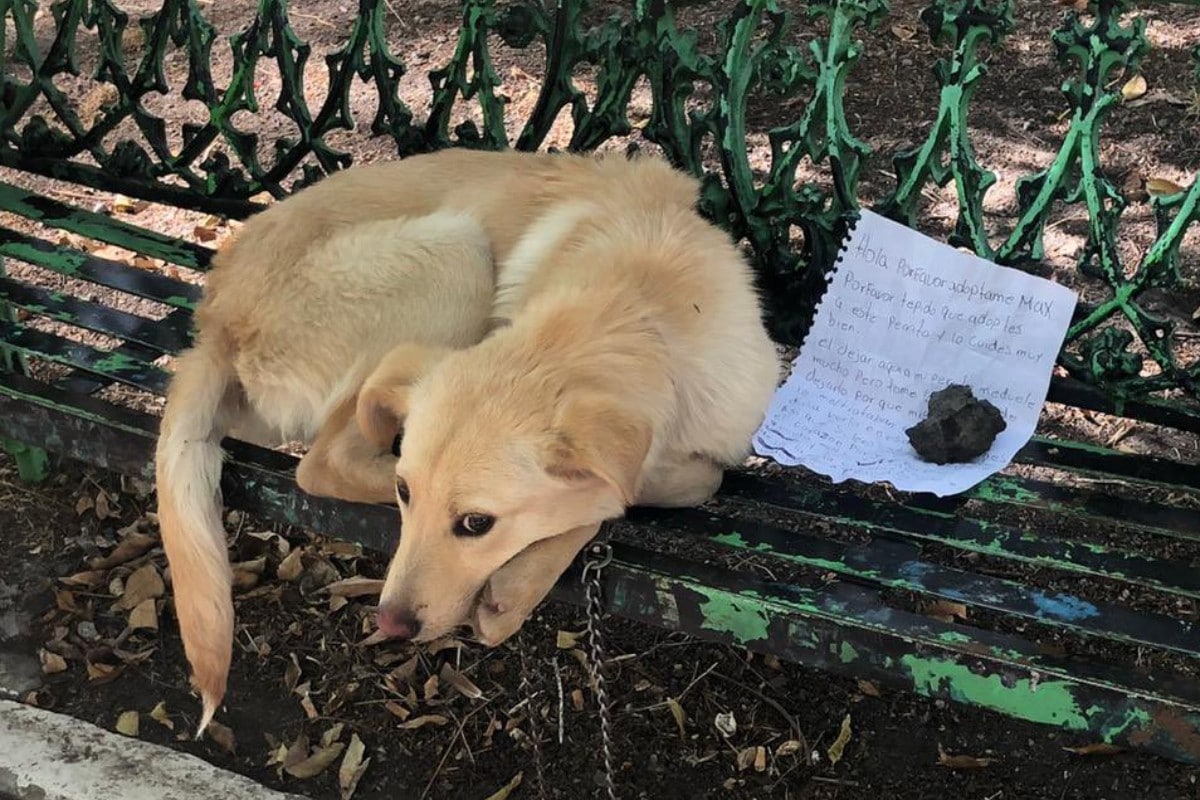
[634,506,1200,656]
[1049,377,1200,437]
[0,321,169,394]
[0,182,213,270]
[947,474,1198,543]
[0,277,190,354]
[0,226,202,310]
[720,473,1200,599]
[53,308,192,397]
[1019,437,1200,492]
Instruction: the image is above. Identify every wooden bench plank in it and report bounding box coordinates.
[0,182,214,270]
[0,277,189,354]
[721,474,1200,598]
[1019,437,1200,492]
[0,226,201,309]
[0,321,169,394]
[1049,377,1200,437]
[634,506,1200,656]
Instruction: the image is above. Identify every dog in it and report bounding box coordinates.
[156,149,780,736]
[354,152,782,647]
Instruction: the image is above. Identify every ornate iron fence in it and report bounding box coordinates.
[1,0,1198,401]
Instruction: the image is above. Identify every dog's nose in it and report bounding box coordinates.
[376,606,422,641]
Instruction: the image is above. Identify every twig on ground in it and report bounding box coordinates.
[419,698,493,800]
[552,655,564,745]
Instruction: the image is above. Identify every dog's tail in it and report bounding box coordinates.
[154,337,241,738]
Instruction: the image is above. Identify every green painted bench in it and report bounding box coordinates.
[4,0,1200,763]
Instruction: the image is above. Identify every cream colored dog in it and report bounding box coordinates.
[359,153,781,646]
[155,149,779,736]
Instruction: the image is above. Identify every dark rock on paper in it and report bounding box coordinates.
[906,384,1006,464]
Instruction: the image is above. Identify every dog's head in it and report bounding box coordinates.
[363,342,651,645]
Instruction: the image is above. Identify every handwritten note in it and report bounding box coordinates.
[754,210,1078,496]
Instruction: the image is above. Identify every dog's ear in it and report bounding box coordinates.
[545,393,652,506]
[355,344,452,453]
[356,383,410,453]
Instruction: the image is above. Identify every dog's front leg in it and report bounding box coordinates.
[296,391,398,505]
[473,523,601,645]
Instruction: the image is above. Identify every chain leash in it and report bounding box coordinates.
[580,528,617,800]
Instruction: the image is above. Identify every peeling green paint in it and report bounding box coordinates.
[711,530,772,553]
[901,655,1090,729]
[696,588,770,645]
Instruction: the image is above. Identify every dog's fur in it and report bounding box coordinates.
[155,149,779,737]
[365,153,781,645]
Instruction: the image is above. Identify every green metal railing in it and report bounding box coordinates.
[1,0,1197,400]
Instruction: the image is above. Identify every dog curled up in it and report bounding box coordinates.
[155,148,781,736]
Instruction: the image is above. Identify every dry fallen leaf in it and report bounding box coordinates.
[556,629,583,649]
[1146,178,1186,197]
[192,225,219,242]
[827,714,852,766]
[206,720,237,755]
[112,195,147,214]
[94,490,116,520]
[856,679,881,698]
[114,564,164,611]
[776,740,803,757]
[753,745,767,773]
[484,772,523,800]
[90,532,158,570]
[281,732,310,775]
[384,700,411,721]
[60,570,108,590]
[115,710,139,737]
[338,734,370,800]
[266,743,290,769]
[326,577,385,598]
[423,674,440,702]
[666,697,686,739]
[39,649,68,674]
[439,663,484,701]
[571,688,585,712]
[286,742,346,779]
[890,24,918,41]
[1063,742,1124,756]
[919,598,968,623]
[736,746,757,771]
[128,598,158,631]
[321,723,345,749]
[397,714,448,730]
[277,548,305,581]
[937,743,994,769]
[149,701,174,730]
[86,658,123,684]
[75,495,95,516]
[1121,74,1148,101]
[714,710,737,738]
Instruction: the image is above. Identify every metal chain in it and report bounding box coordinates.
[581,531,617,800]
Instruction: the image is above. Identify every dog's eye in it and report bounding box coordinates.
[395,479,410,505]
[390,432,403,457]
[454,513,495,537]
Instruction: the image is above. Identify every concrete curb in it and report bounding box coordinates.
[0,700,307,800]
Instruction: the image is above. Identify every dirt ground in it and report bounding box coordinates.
[5,450,1200,800]
[3,1,1200,799]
